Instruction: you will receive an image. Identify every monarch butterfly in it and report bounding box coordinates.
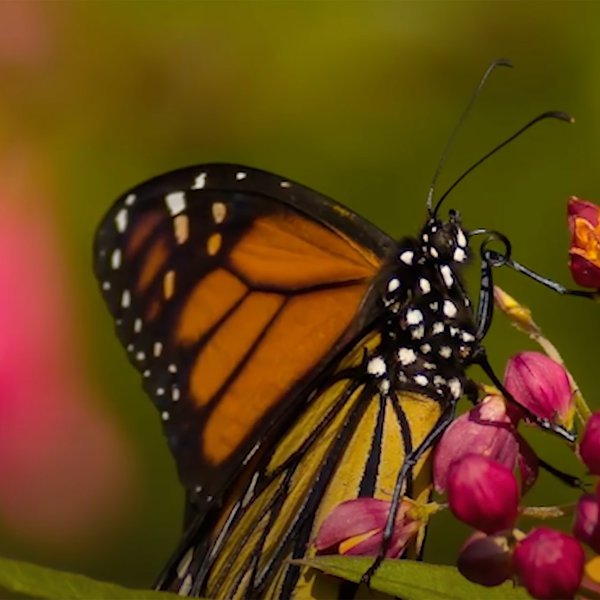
[93,62,582,598]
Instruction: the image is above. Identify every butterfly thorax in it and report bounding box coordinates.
[367,213,477,404]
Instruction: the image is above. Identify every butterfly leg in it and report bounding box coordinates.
[471,228,517,341]
[490,252,598,299]
[473,247,496,341]
[537,457,586,490]
[472,229,596,342]
[360,398,458,586]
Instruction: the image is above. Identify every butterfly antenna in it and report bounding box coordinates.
[432,110,574,216]
[426,59,513,214]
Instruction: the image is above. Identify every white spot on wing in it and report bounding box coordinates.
[111,248,122,270]
[115,209,128,233]
[192,172,207,189]
[165,191,186,216]
[432,322,444,334]
[161,411,170,421]
[235,171,247,180]
[419,278,431,294]
[153,341,163,357]
[124,193,136,206]
[457,228,467,248]
[133,318,142,333]
[121,289,131,308]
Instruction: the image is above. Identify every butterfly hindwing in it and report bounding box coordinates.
[93,164,396,509]
[155,329,444,598]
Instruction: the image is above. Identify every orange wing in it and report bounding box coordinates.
[93,164,395,509]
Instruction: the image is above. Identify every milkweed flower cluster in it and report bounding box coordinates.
[432,349,586,598]
[433,348,600,598]
[436,197,600,598]
[313,198,600,600]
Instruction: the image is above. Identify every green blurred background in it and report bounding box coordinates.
[1,0,599,591]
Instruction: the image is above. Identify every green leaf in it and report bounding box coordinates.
[0,556,180,600]
[298,556,531,600]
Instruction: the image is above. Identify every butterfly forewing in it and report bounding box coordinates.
[93,164,395,508]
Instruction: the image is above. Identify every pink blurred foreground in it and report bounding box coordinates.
[0,163,135,548]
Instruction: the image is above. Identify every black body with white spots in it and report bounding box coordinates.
[369,213,476,406]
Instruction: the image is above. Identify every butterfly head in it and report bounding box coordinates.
[420,209,469,266]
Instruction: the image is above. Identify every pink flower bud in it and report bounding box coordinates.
[573,493,600,553]
[434,396,519,492]
[447,454,519,534]
[579,412,600,475]
[457,531,513,587]
[434,396,538,494]
[568,196,600,288]
[513,528,584,600]
[313,497,421,558]
[504,352,573,427]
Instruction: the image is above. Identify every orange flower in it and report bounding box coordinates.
[568,196,600,288]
